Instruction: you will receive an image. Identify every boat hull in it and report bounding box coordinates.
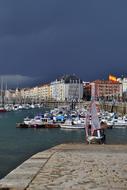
[86,135,105,144]
[60,124,85,129]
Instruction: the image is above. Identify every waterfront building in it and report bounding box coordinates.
[20,88,30,99]
[12,88,22,103]
[50,74,83,101]
[20,84,51,103]
[38,84,51,101]
[4,75,83,103]
[4,89,15,104]
[20,88,32,103]
[117,78,127,101]
[50,80,65,101]
[19,87,39,103]
[90,80,122,100]
[117,78,127,92]
[29,87,39,102]
[83,82,91,101]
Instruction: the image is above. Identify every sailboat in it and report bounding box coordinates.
[85,100,105,144]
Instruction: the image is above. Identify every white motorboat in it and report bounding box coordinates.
[24,115,43,126]
[60,119,85,129]
[113,117,127,127]
[24,117,32,125]
[73,117,86,125]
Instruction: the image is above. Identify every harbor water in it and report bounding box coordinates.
[0,108,127,179]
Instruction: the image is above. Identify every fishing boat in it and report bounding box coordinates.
[85,101,105,144]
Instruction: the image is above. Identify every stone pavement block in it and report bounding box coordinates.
[0,151,51,190]
[31,149,55,159]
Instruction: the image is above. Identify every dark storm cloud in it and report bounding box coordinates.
[0,0,127,85]
[0,74,35,88]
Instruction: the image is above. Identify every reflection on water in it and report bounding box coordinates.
[0,109,127,179]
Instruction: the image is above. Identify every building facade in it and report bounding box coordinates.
[91,80,122,100]
[38,84,51,101]
[4,75,83,103]
[20,84,51,103]
[117,78,127,92]
[51,75,83,101]
[83,82,91,100]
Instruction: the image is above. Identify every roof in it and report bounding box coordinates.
[57,74,82,83]
[91,80,121,84]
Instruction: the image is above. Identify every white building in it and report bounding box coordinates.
[38,84,51,100]
[50,75,83,101]
[117,78,127,92]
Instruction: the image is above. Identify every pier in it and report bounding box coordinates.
[0,144,127,190]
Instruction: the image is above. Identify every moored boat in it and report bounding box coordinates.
[60,119,85,129]
[0,107,7,112]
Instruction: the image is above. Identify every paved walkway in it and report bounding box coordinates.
[0,144,127,190]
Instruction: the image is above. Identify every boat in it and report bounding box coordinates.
[0,107,7,112]
[101,116,127,128]
[24,117,32,125]
[85,101,106,144]
[60,119,85,129]
[113,117,127,128]
[73,117,86,125]
[21,114,60,128]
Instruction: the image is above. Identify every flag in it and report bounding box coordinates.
[109,75,117,82]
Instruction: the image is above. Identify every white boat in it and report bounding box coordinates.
[73,117,86,125]
[60,119,85,129]
[102,117,127,128]
[113,117,127,127]
[0,107,7,112]
[24,117,32,125]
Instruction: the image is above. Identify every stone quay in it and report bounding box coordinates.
[0,144,127,190]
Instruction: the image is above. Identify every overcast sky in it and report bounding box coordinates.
[0,0,127,87]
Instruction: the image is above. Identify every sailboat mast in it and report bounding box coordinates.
[5,81,7,105]
[1,77,3,106]
[79,79,80,109]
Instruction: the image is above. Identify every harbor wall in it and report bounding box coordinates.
[41,100,90,109]
[42,100,127,115]
[100,102,127,115]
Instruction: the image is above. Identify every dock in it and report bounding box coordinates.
[16,123,60,128]
[0,144,127,190]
